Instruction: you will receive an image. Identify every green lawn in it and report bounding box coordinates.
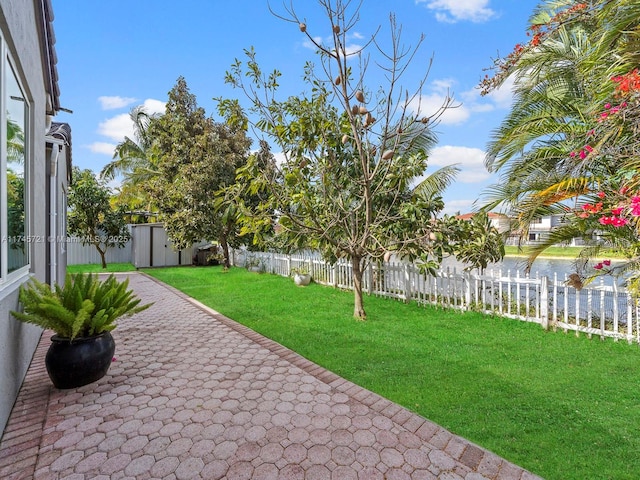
[66,263,137,274]
[141,266,640,480]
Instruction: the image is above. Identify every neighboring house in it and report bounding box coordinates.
[502,214,587,247]
[0,1,69,435]
[526,214,565,243]
[457,212,587,247]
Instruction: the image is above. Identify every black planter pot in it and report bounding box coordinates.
[45,332,116,389]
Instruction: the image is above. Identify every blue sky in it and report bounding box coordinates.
[51,0,538,214]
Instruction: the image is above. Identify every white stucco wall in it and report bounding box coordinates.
[0,0,54,435]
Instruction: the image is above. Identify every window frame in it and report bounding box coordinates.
[0,38,32,286]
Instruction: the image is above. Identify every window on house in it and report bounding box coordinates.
[3,52,29,276]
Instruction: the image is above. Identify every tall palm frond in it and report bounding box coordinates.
[100,106,155,181]
[413,164,460,199]
[7,118,24,163]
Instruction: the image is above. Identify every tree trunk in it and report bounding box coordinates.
[352,255,366,320]
[219,231,231,269]
[96,245,108,269]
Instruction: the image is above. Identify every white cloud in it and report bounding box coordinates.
[442,74,515,118]
[106,177,122,191]
[303,34,362,57]
[302,36,324,51]
[343,43,363,57]
[428,145,490,183]
[98,96,137,110]
[443,198,475,215]
[88,142,116,156]
[416,0,496,23]
[142,98,166,115]
[97,113,133,142]
[408,79,471,125]
[484,75,516,109]
[273,151,287,167]
[96,98,166,143]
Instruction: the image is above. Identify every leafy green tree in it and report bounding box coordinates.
[7,169,24,245]
[68,168,130,269]
[147,77,252,267]
[455,213,505,273]
[221,0,480,320]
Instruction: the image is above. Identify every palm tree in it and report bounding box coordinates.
[100,106,161,218]
[7,118,24,163]
[100,106,158,183]
[479,1,602,255]
[480,0,640,287]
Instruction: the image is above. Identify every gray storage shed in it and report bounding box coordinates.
[131,223,194,268]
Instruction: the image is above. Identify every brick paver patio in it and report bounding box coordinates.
[0,272,543,479]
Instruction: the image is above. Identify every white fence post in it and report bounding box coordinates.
[540,276,549,330]
[464,271,472,310]
[404,264,411,303]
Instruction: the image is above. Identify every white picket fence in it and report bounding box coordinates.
[231,249,640,345]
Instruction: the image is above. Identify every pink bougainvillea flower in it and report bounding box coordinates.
[612,217,628,227]
[597,191,605,198]
[611,207,624,215]
[620,186,630,195]
[599,216,613,225]
[631,203,640,216]
[603,259,611,266]
[631,196,640,204]
[579,150,587,159]
[594,263,603,270]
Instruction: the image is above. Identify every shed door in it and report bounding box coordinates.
[151,226,182,267]
[151,226,166,267]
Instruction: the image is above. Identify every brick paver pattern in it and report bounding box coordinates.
[0,272,543,479]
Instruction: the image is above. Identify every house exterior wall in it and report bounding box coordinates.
[0,0,58,435]
[488,214,511,234]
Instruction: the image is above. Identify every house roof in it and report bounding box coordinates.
[456,212,510,221]
[48,121,70,143]
[38,0,60,114]
[47,121,72,182]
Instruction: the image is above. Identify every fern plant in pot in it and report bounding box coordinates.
[11,273,151,389]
